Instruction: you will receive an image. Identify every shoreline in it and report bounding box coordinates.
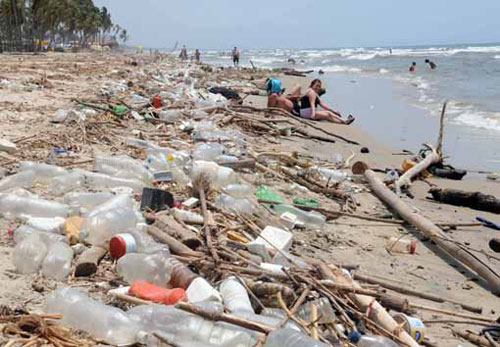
[0,52,499,346]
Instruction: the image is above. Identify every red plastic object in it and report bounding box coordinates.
[129,280,187,305]
[152,95,162,109]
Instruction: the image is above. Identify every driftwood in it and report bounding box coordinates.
[430,188,500,214]
[74,246,107,277]
[318,263,420,347]
[437,102,447,156]
[396,144,440,192]
[358,162,500,295]
[218,158,256,170]
[453,329,495,347]
[147,225,204,258]
[243,279,296,307]
[147,214,202,249]
[353,272,482,313]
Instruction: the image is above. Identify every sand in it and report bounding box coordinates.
[0,52,499,346]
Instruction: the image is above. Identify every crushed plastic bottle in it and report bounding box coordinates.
[19,161,67,185]
[86,194,134,217]
[63,191,113,215]
[0,194,69,219]
[12,234,48,274]
[80,207,138,245]
[0,170,35,191]
[48,170,85,196]
[213,194,257,215]
[83,171,146,193]
[116,252,172,286]
[42,242,74,280]
[46,287,143,346]
[13,225,67,245]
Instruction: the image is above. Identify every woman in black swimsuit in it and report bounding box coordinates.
[300,79,354,124]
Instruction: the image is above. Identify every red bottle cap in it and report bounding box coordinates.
[409,240,418,254]
[109,233,137,259]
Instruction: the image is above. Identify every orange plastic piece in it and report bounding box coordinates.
[129,280,187,305]
[401,159,417,173]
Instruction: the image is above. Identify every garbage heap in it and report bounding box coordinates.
[0,55,431,347]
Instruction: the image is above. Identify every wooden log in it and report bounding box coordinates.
[410,303,495,322]
[175,301,273,334]
[74,246,107,277]
[147,225,204,258]
[149,214,202,249]
[318,263,420,347]
[453,329,494,347]
[218,158,256,170]
[359,163,500,295]
[429,188,500,214]
[436,102,447,156]
[317,280,381,297]
[396,144,440,192]
[243,279,296,307]
[378,293,410,312]
[353,272,482,313]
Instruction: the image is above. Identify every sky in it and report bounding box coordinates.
[94,0,500,50]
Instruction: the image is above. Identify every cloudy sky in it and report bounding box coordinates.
[94,0,500,49]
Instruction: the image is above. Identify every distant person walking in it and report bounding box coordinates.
[409,62,416,72]
[179,45,188,60]
[194,49,201,63]
[425,59,437,69]
[232,47,240,67]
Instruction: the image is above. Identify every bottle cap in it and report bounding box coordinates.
[348,330,361,343]
[110,233,137,259]
[409,240,418,254]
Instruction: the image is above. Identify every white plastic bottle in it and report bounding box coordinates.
[42,242,74,280]
[12,234,48,274]
[45,287,143,346]
[116,252,172,286]
[264,328,329,347]
[80,207,138,245]
[219,276,254,314]
[0,194,69,219]
[0,170,35,191]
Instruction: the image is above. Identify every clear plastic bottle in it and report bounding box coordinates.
[83,171,146,193]
[48,171,85,196]
[116,252,172,286]
[0,194,69,219]
[386,237,417,254]
[222,183,253,198]
[219,276,254,314]
[270,204,325,229]
[13,225,67,245]
[86,194,134,217]
[295,298,336,324]
[42,242,74,280]
[63,191,113,215]
[173,208,204,224]
[166,155,191,187]
[167,257,198,289]
[127,228,170,254]
[313,167,348,183]
[12,234,48,274]
[191,161,238,189]
[264,328,329,347]
[80,207,138,246]
[19,161,67,184]
[214,194,257,216]
[45,287,143,346]
[159,109,183,123]
[25,216,66,233]
[350,332,399,347]
[193,142,224,161]
[0,170,35,191]
[125,137,155,149]
[94,155,154,183]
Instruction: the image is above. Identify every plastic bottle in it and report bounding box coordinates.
[167,257,198,289]
[13,225,67,245]
[173,208,204,224]
[193,142,224,161]
[0,170,35,191]
[125,138,155,149]
[313,167,348,183]
[45,287,143,346]
[213,194,257,215]
[127,228,169,254]
[80,207,138,246]
[25,216,65,233]
[386,237,417,254]
[191,161,238,188]
[159,109,183,123]
[264,328,329,347]
[349,332,399,347]
[94,155,154,183]
[12,234,48,274]
[116,252,172,286]
[42,242,74,280]
[0,194,69,219]
[270,204,325,229]
[48,171,85,196]
[166,154,191,187]
[19,161,67,184]
[129,280,186,305]
[222,183,253,198]
[86,194,134,217]
[83,172,146,193]
[296,298,336,324]
[219,276,254,314]
[63,191,113,215]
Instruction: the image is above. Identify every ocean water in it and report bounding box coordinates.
[202,44,500,171]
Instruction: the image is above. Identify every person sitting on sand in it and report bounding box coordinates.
[425,59,436,70]
[266,78,302,116]
[409,62,416,72]
[299,79,354,124]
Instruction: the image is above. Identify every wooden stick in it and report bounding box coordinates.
[353,272,482,313]
[396,144,440,192]
[453,329,494,347]
[317,280,381,297]
[74,246,107,277]
[437,101,447,157]
[147,225,204,258]
[175,301,273,334]
[410,303,495,322]
[360,163,500,296]
[199,187,220,263]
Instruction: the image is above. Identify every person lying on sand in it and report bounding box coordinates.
[266,78,302,116]
[299,79,354,124]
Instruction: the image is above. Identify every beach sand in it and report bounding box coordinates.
[0,52,499,346]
